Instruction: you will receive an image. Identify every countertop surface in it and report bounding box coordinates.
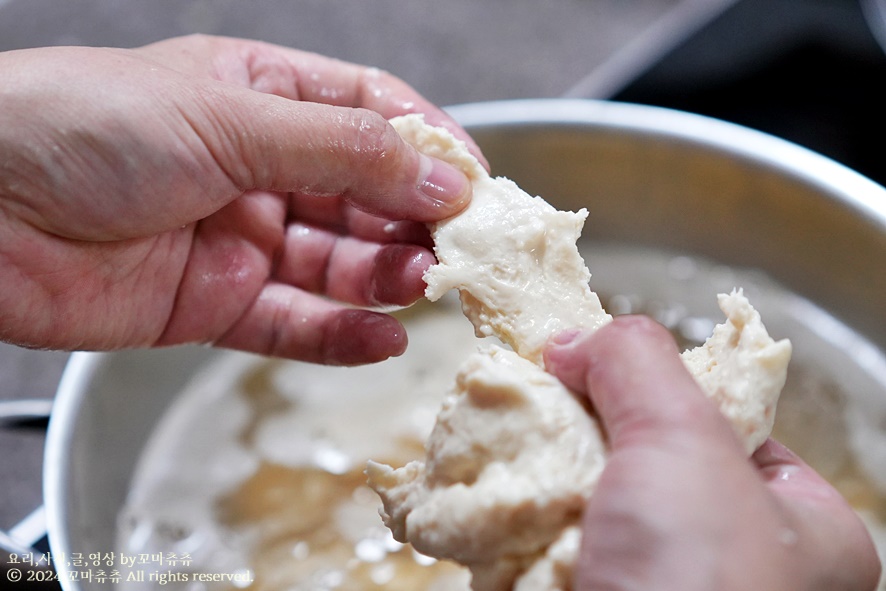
[0,0,689,540]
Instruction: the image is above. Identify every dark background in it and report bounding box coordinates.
[614,0,886,188]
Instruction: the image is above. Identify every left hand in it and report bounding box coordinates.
[0,34,481,364]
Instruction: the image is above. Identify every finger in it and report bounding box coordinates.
[191,91,472,223]
[753,438,846,502]
[276,53,487,168]
[545,316,742,453]
[288,193,433,247]
[216,283,408,365]
[754,440,883,589]
[343,210,434,248]
[549,318,753,590]
[140,35,489,169]
[276,222,433,307]
[155,189,287,349]
[755,439,883,576]
[351,66,490,171]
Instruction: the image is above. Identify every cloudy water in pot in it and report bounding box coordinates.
[116,244,886,590]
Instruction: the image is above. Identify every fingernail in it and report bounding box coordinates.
[550,329,581,347]
[418,154,470,206]
[544,329,582,371]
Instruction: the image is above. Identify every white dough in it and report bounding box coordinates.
[394,113,611,366]
[681,289,793,454]
[369,115,792,591]
[367,346,604,591]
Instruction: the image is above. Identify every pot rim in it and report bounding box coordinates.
[445,98,886,231]
[44,351,107,584]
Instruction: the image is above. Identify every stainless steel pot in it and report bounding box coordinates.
[45,98,886,590]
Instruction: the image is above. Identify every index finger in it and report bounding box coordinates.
[139,35,489,169]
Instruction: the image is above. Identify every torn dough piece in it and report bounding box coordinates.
[367,346,603,591]
[681,289,793,454]
[371,115,793,591]
[392,114,611,366]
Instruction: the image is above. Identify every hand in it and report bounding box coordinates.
[0,34,481,364]
[545,316,881,591]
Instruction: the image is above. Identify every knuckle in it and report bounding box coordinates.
[346,108,404,170]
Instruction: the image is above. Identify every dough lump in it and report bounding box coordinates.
[681,289,792,454]
[367,346,604,591]
[393,114,611,366]
[369,115,792,591]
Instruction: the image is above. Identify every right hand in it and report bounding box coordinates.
[545,316,881,591]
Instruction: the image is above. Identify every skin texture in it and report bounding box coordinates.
[545,316,882,591]
[0,34,483,365]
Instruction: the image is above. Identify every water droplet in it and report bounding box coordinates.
[778,527,799,546]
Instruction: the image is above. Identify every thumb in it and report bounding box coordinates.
[193,88,472,222]
[545,315,743,454]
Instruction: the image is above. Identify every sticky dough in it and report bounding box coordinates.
[367,114,792,591]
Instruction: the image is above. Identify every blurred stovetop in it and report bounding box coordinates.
[1,0,884,573]
[611,0,886,188]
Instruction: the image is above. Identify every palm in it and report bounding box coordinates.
[1,184,279,351]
